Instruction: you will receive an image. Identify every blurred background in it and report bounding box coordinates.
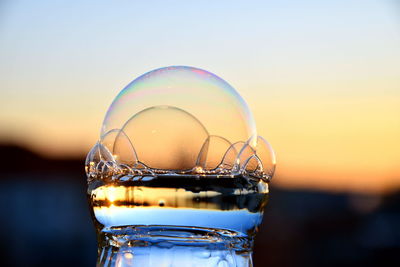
[0,0,399,266]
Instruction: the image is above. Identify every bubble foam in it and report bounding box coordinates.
[86,66,276,183]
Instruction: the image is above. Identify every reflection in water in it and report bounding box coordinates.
[90,176,269,236]
[88,175,269,266]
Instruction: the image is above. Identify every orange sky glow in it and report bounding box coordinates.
[0,0,399,194]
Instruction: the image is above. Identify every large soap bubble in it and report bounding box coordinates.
[102,66,256,145]
[86,66,275,180]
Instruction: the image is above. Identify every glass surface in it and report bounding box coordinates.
[85,66,276,266]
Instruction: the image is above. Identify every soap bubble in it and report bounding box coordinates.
[85,66,276,180]
[236,143,257,171]
[85,142,119,181]
[112,130,138,166]
[197,135,232,170]
[220,141,246,170]
[255,136,276,179]
[101,129,138,166]
[102,66,256,145]
[119,105,208,170]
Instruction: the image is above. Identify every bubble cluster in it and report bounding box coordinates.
[86,66,276,182]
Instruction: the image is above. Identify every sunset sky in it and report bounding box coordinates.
[1,0,399,194]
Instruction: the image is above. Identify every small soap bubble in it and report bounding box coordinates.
[235,143,256,171]
[85,142,117,178]
[243,155,261,173]
[255,136,276,179]
[100,129,119,153]
[100,129,138,166]
[220,141,246,170]
[112,130,138,166]
[197,135,232,170]
[86,142,114,164]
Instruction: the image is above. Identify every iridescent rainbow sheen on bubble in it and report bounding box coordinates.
[101,66,257,145]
